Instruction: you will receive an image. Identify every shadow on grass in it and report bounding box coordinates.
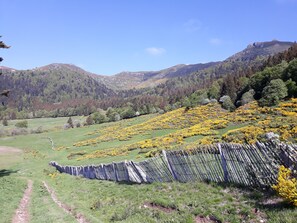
[0,169,18,177]
[257,200,295,211]
[209,181,271,192]
[233,182,297,212]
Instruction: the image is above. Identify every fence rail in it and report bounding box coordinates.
[50,141,297,187]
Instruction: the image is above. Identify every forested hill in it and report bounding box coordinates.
[0,64,115,111]
[0,40,295,118]
[142,40,295,105]
[96,62,219,90]
[98,40,293,91]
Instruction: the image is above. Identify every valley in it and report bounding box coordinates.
[2,1,297,222]
[1,35,297,223]
[1,97,297,222]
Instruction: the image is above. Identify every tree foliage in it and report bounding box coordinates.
[259,79,288,106]
[92,112,107,124]
[121,106,135,119]
[0,36,10,106]
[207,81,220,99]
[220,95,235,111]
[1,42,297,118]
[250,61,287,99]
[240,89,255,106]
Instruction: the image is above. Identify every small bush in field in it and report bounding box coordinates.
[67,117,74,128]
[11,128,28,135]
[74,120,81,128]
[0,129,9,137]
[63,123,71,130]
[85,115,94,126]
[15,120,28,128]
[30,126,43,134]
[2,118,8,126]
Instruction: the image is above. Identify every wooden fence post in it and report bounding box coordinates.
[162,150,178,181]
[102,164,107,180]
[218,144,229,183]
[130,161,145,183]
[124,161,130,182]
[113,162,118,182]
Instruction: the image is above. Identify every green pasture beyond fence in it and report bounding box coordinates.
[50,141,297,187]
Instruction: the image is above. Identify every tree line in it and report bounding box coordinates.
[1,42,297,121]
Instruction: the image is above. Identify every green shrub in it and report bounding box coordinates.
[2,118,8,126]
[92,112,107,124]
[259,79,288,106]
[85,115,93,125]
[219,95,235,111]
[67,117,74,128]
[15,120,28,128]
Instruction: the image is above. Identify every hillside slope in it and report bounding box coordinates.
[227,40,293,62]
[0,40,294,114]
[97,62,219,90]
[150,40,295,103]
[0,64,115,110]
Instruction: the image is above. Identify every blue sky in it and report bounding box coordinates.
[1,0,297,75]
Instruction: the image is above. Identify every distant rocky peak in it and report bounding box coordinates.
[227,40,294,62]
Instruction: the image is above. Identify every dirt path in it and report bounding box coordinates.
[12,179,33,223]
[0,146,22,154]
[43,181,89,223]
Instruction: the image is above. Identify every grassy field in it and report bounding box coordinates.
[0,116,86,132]
[1,101,297,222]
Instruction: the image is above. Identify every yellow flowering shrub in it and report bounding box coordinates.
[74,103,225,148]
[272,165,297,206]
[55,146,70,151]
[222,126,265,144]
[77,147,128,160]
[198,136,217,145]
[71,98,297,160]
[48,172,60,179]
[292,127,297,137]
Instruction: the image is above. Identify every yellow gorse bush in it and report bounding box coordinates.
[222,126,265,144]
[72,99,297,160]
[272,165,297,206]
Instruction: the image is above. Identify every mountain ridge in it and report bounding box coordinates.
[226,40,294,62]
[0,40,295,113]
[2,40,293,91]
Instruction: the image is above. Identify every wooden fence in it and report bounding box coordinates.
[50,141,297,187]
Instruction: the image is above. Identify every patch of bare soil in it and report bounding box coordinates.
[12,179,33,223]
[195,215,222,223]
[250,208,267,223]
[42,181,89,223]
[261,197,284,206]
[0,146,22,154]
[143,202,175,213]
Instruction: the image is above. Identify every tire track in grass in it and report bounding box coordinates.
[42,181,89,223]
[12,179,33,223]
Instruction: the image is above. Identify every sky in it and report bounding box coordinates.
[1,0,297,75]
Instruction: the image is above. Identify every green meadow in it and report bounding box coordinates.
[1,110,297,223]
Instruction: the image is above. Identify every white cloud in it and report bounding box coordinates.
[183,19,202,32]
[145,47,166,56]
[209,38,222,46]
